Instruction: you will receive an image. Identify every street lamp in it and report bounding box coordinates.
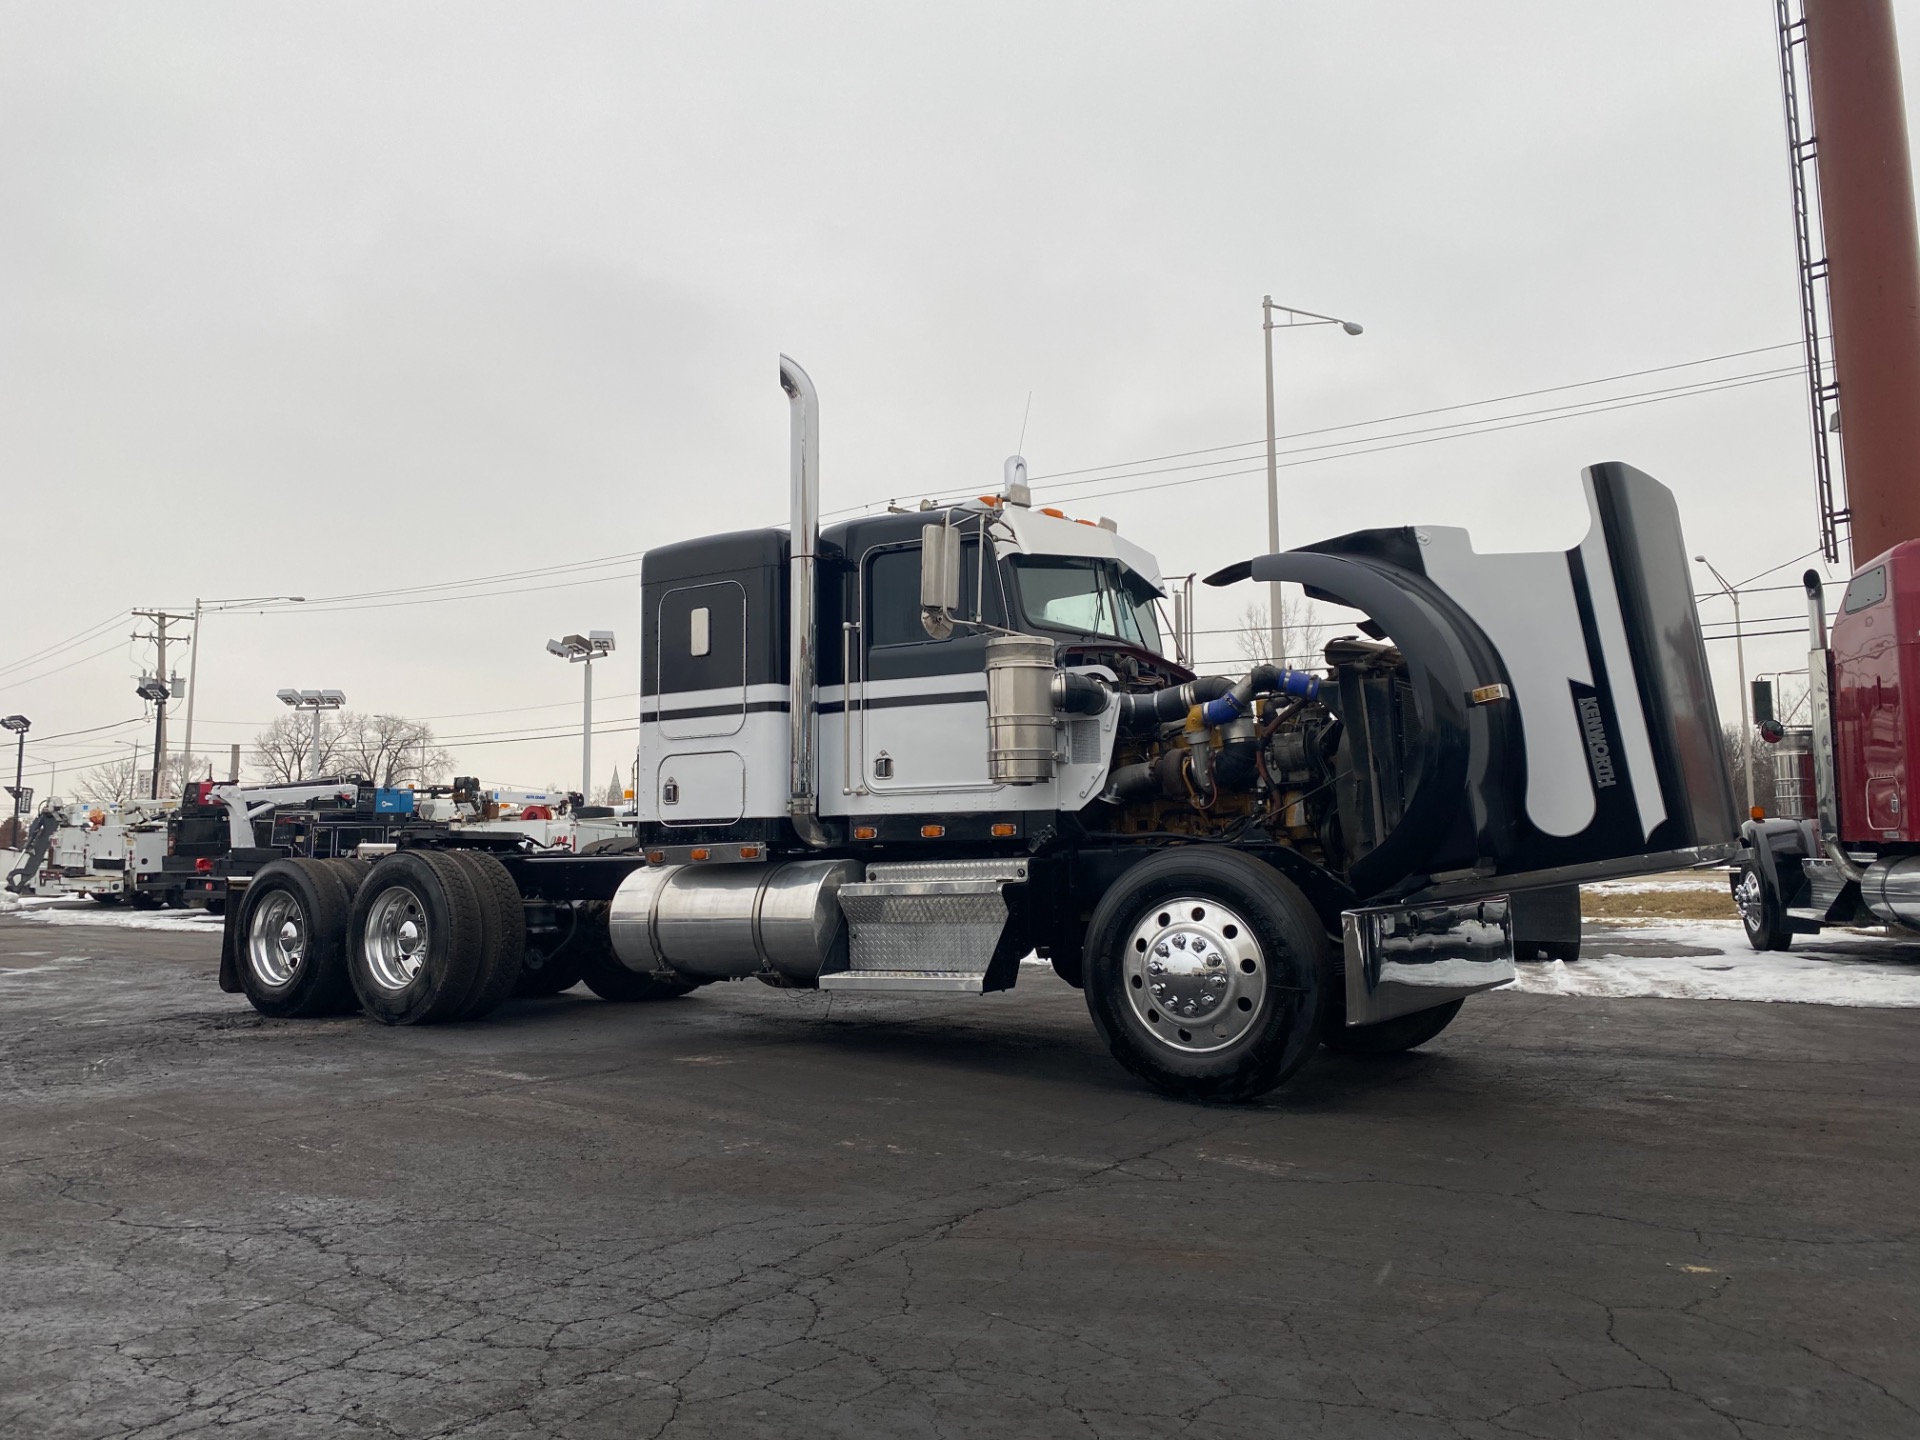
[135,677,172,798]
[1264,298,1364,666]
[180,595,306,778]
[547,631,614,798]
[2,715,28,827]
[1695,555,1754,816]
[277,688,347,780]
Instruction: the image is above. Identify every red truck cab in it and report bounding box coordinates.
[1829,539,1920,843]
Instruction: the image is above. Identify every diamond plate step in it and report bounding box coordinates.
[837,858,1028,983]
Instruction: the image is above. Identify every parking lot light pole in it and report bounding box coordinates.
[547,632,615,798]
[276,688,347,780]
[1265,298,1364,666]
[180,595,305,779]
[2,715,28,825]
[1695,555,1754,815]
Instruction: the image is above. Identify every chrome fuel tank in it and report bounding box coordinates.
[608,859,861,983]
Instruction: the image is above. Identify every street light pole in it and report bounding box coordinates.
[181,595,305,778]
[547,631,615,799]
[1696,556,1754,815]
[1263,298,1364,667]
[2,716,29,831]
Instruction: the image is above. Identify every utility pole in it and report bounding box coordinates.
[131,608,192,799]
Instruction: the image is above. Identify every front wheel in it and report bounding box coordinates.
[1083,848,1329,1103]
[1734,860,1791,952]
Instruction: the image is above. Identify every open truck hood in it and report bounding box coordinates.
[1207,462,1739,901]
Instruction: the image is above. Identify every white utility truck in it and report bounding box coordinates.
[220,358,1737,1100]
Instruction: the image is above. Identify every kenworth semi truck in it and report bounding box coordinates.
[219,358,1737,1101]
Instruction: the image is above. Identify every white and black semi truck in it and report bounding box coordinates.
[218,358,1738,1101]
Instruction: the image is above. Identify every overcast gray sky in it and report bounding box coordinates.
[5,1,1918,794]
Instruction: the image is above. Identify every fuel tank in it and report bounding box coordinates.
[608,858,861,983]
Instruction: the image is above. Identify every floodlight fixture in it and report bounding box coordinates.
[276,688,300,705]
[547,627,616,794]
[0,715,28,734]
[136,678,170,703]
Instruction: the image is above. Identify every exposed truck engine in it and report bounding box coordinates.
[218,357,1737,1101]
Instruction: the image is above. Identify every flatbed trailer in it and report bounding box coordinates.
[220,359,1736,1100]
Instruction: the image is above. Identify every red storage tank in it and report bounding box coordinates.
[1830,539,1920,840]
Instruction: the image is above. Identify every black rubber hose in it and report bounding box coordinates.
[1118,676,1233,733]
[1054,673,1111,715]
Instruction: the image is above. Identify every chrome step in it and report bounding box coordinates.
[837,858,1027,987]
[817,970,987,994]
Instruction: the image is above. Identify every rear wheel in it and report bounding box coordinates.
[347,850,486,1025]
[237,859,355,1018]
[574,902,699,1002]
[1084,848,1329,1103]
[1735,860,1791,952]
[445,850,526,1020]
[1322,999,1464,1054]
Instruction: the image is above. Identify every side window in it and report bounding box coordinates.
[865,539,1005,648]
[1843,566,1887,614]
[658,581,745,693]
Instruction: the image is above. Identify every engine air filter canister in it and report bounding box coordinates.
[986,634,1057,783]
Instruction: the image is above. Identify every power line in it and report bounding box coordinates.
[0,611,130,682]
[1022,341,1807,484]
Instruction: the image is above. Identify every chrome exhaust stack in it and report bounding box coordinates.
[780,356,831,847]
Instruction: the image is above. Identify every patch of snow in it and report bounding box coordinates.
[1507,920,1920,1007]
[6,901,223,933]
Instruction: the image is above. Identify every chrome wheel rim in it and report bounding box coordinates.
[364,885,430,993]
[1124,896,1266,1053]
[1734,869,1766,935]
[247,891,306,989]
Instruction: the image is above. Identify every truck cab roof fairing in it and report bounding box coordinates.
[1206,462,1736,896]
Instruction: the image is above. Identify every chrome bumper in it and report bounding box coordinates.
[1342,897,1514,1026]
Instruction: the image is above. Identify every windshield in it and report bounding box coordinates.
[1011,556,1164,653]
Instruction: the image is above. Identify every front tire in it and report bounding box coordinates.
[236,859,356,1019]
[1084,848,1329,1103]
[1734,860,1791,952]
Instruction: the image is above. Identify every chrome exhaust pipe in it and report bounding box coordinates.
[780,356,831,848]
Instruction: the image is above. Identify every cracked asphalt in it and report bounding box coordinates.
[2,912,1916,1439]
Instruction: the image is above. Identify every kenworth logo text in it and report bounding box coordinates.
[1578,696,1617,788]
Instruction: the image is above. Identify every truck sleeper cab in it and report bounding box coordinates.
[221,357,1737,1102]
[1735,542,1920,948]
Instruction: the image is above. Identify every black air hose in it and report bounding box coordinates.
[1118,677,1233,733]
[1052,673,1112,716]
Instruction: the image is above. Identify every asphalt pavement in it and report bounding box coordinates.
[2,910,1915,1439]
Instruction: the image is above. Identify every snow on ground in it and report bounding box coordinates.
[1509,920,1920,1008]
[1,896,224,932]
[1582,873,1729,895]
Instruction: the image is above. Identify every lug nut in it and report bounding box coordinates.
[1172,934,1188,950]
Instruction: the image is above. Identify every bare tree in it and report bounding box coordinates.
[331,713,451,788]
[78,757,140,804]
[250,712,350,784]
[1235,593,1333,671]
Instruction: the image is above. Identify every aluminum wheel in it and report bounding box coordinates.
[1124,895,1267,1054]
[1734,868,1766,935]
[363,884,431,993]
[247,890,307,989]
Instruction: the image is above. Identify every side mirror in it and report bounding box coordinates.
[920,523,960,640]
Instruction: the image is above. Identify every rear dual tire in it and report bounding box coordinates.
[237,859,358,1018]
[346,849,524,1025]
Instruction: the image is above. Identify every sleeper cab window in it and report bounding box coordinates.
[690,606,711,657]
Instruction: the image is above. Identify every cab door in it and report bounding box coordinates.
[855,538,1004,798]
